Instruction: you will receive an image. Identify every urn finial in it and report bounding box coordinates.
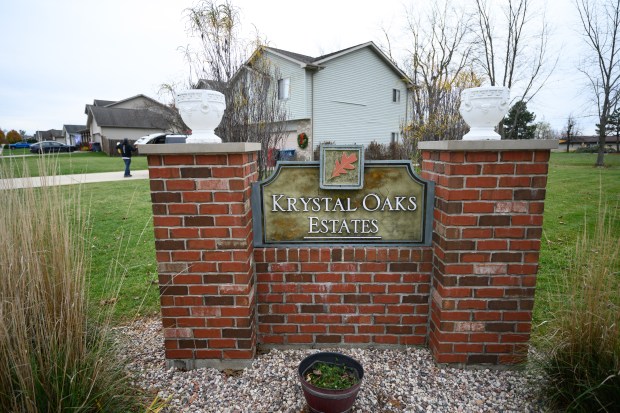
[459,87,510,140]
[176,89,226,143]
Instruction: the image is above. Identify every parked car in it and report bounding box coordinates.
[9,141,31,149]
[30,141,76,154]
[134,133,188,145]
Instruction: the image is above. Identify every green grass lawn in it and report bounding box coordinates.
[53,152,619,324]
[533,153,620,336]
[0,151,148,177]
[79,179,160,321]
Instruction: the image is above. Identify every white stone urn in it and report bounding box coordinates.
[176,89,226,143]
[459,86,510,140]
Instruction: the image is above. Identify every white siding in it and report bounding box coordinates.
[102,127,166,140]
[264,52,311,120]
[91,118,102,142]
[312,48,408,148]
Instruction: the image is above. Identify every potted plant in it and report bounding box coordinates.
[298,352,364,413]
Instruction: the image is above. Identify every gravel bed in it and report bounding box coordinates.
[115,318,547,412]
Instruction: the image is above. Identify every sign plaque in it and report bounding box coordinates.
[320,145,364,190]
[252,145,434,246]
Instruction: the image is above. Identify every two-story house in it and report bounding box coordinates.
[245,41,412,158]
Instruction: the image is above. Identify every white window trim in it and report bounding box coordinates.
[278,78,290,100]
[392,89,401,103]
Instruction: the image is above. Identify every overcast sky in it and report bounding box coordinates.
[0,0,598,136]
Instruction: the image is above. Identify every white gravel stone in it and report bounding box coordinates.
[114,318,547,412]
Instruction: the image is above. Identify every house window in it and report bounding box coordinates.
[392,89,400,103]
[391,132,399,143]
[278,78,290,100]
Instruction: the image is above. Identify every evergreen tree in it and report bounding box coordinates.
[503,100,537,139]
[607,107,620,152]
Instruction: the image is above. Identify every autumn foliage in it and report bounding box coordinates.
[6,130,21,144]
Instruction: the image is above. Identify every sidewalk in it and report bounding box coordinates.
[0,169,149,189]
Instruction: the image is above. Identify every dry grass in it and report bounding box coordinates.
[0,158,140,412]
[538,198,620,412]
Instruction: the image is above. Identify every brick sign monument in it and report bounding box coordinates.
[140,138,557,370]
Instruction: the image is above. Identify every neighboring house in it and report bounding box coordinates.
[558,135,620,151]
[84,94,180,154]
[34,129,63,142]
[62,124,86,147]
[242,41,412,157]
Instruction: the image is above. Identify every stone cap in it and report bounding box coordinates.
[418,139,559,151]
[138,142,261,155]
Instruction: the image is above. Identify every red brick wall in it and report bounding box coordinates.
[421,149,549,364]
[254,247,432,347]
[147,150,258,369]
[145,142,553,368]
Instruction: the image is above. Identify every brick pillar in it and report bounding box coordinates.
[141,143,260,370]
[419,140,557,365]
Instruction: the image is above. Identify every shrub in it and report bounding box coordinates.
[364,140,409,160]
[0,159,141,412]
[575,145,617,153]
[313,141,334,161]
[365,141,386,160]
[537,201,620,411]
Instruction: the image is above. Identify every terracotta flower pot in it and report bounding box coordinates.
[298,352,364,413]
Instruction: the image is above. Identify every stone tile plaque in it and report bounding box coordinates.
[320,145,364,190]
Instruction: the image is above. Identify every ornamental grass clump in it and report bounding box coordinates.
[538,201,620,411]
[0,158,140,412]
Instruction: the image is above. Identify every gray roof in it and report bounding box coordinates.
[262,42,412,85]
[195,79,228,90]
[265,47,315,65]
[93,99,116,106]
[36,129,63,139]
[63,124,86,133]
[89,107,170,129]
[313,43,367,62]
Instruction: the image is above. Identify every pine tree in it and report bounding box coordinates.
[503,101,537,140]
[607,108,620,152]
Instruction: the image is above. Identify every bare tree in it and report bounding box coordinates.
[398,1,476,144]
[154,82,190,133]
[562,114,580,153]
[534,121,556,140]
[179,0,287,177]
[473,0,555,137]
[574,0,620,167]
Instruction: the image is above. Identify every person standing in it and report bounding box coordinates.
[117,138,137,177]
